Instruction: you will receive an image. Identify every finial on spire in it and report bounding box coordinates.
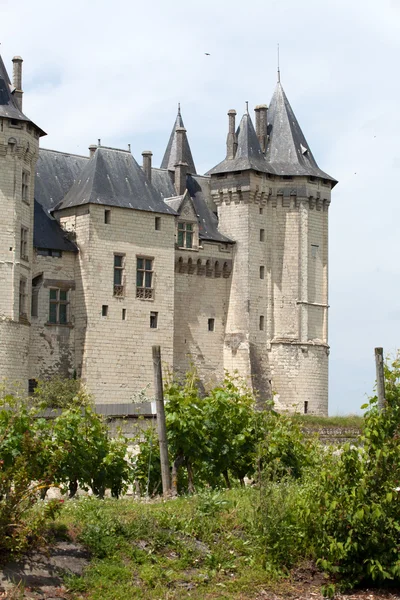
[245,101,249,114]
[277,43,280,83]
[177,102,181,116]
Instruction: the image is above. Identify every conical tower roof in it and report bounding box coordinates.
[207,112,273,175]
[266,82,336,184]
[160,106,197,174]
[0,54,45,135]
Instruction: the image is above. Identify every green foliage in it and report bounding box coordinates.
[293,354,400,590]
[32,376,82,408]
[257,408,318,480]
[0,383,132,557]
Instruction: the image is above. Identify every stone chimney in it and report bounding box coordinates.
[175,161,188,195]
[226,109,237,159]
[89,144,97,158]
[12,56,23,111]
[254,105,268,153]
[142,151,152,182]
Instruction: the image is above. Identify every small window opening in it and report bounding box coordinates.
[28,379,38,395]
[114,254,125,296]
[260,229,265,242]
[260,266,265,279]
[259,315,265,331]
[104,209,111,224]
[155,216,161,230]
[304,401,309,414]
[259,207,263,215]
[22,171,29,204]
[102,305,108,317]
[122,308,126,320]
[311,244,319,259]
[150,311,158,329]
[208,318,215,332]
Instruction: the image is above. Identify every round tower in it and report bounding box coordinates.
[0,54,45,393]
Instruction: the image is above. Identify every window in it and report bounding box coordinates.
[150,311,158,328]
[20,227,28,261]
[304,401,309,414]
[259,315,264,331]
[19,278,27,317]
[122,308,126,320]
[102,305,108,317]
[28,379,38,394]
[260,266,265,279]
[259,207,263,215]
[177,222,193,248]
[311,244,319,259]
[104,210,111,224]
[260,229,265,242]
[49,289,69,324]
[208,318,215,332]
[37,248,62,257]
[10,119,22,129]
[113,254,125,296]
[136,257,154,299]
[155,216,161,231]
[22,171,29,204]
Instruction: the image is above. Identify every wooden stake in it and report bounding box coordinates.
[375,347,386,412]
[152,345,171,495]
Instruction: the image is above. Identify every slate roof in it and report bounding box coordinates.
[187,175,233,244]
[55,147,177,216]
[35,148,89,212]
[33,200,77,252]
[0,54,46,135]
[160,106,197,174]
[207,112,274,176]
[266,82,337,184]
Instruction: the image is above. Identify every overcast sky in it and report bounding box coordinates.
[2,0,399,414]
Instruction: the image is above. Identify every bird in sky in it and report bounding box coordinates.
[205,53,210,56]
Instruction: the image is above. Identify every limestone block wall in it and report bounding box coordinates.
[29,250,77,380]
[0,117,39,392]
[173,241,233,389]
[0,321,30,394]
[269,342,329,415]
[57,204,176,404]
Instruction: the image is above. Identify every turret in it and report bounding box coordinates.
[0,52,45,393]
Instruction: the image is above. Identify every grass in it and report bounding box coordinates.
[56,488,290,599]
[290,413,364,429]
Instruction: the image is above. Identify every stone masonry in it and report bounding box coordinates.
[0,52,337,414]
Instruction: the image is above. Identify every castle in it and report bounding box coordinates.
[0,52,336,415]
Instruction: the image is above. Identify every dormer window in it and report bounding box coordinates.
[177,222,194,249]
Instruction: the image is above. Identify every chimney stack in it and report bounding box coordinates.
[89,144,97,158]
[12,56,23,111]
[254,105,268,153]
[226,109,237,159]
[142,151,153,182]
[174,161,188,195]
[175,126,186,164]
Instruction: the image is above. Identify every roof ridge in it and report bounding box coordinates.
[40,147,89,160]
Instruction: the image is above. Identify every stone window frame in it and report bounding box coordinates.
[136,256,154,300]
[177,221,195,249]
[113,253,125,297]
[19,277,27,318]
[22,170,30,204]
[48,288,69,325]
[150,311,158,328]
[20,226,29,261]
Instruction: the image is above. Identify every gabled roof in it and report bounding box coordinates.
[54,146,177,216]
[33,200,77,252]
[266,82,337,185]
[160,106,197,174]
[206,113,274,176]
[0,54,46,135]
[186,175,233,244]
[35,148,89,212]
